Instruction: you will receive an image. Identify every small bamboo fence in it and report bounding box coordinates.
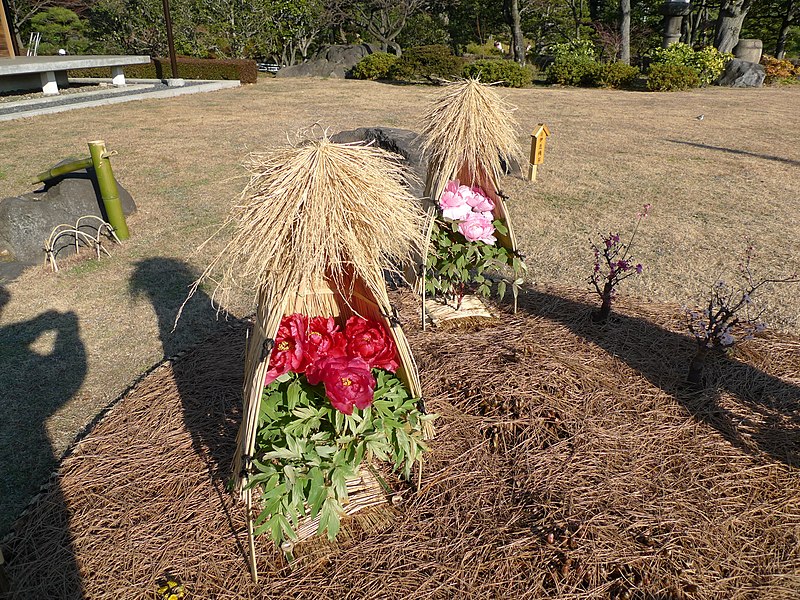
[186,133,428,582]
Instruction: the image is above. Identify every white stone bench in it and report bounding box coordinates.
[0,55,150,95]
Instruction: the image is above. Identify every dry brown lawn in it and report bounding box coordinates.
[0,77,798,538]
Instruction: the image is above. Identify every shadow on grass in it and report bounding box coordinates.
[666,139,800,166]
[129,257,249,558]
[129,257,241,475]
[515,286,800,467]
[0,285,86,597]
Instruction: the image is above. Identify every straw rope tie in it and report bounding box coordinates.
[260,339,275,362]
[382,305,403,328]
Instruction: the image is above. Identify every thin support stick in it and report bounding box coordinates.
[245,486,258,584]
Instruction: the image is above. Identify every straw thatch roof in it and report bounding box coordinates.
[420,79,520,200]
[189,134,426,312]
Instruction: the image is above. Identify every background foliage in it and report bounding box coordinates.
[6,0,797,63]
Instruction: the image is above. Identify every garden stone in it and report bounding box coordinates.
[276,44,380,79]
[330,127,523,201]
[733,39,763,64]
[717,59,765,87]
[0,173,136,280]
[331,127,425,197]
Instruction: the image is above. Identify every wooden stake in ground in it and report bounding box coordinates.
[528,124,550,182]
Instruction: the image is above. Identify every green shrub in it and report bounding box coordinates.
[462,59,533,87]
[69,57,258,83]
[465,41,503,58]
[388,45,464,81]
[648,43,732,85]
[588,62,640,88]
[550,39,598,61]
[646,63,701,91]
[349,52,398,80]
[546,56,600,86]
[31,7,91,55]
[691,46,733,84]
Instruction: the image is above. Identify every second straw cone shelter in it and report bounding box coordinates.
[417,79,527,326]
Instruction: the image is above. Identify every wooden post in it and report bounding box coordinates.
[88,140,130,240]
[0,0,15,58]
[527,124,551,182]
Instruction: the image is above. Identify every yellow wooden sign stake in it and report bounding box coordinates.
[528,123,551,181]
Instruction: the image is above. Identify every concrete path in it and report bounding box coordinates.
[0,79,241,122]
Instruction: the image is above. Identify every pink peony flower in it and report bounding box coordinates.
[265,313,308,385]
[306,356,376,415]
[439,180,472,221]
[466,186,495,213]
[344,316,398,372]
[458,214,496,245]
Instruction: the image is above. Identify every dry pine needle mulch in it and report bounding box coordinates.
[3,284,799,599]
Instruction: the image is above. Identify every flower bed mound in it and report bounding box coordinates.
[3,286,799,599]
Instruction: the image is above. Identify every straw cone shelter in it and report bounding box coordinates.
[420,79,521,253]
[188,134,427,579]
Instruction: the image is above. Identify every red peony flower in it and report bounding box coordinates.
[344,316,399,372]
[265,313,308,385]
[306,356,375,415]
[303,316,346,366]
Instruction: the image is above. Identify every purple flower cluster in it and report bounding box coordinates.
[588,204,650,321]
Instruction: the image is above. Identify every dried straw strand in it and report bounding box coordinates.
[186,135,426,314]
[420,79,520,199]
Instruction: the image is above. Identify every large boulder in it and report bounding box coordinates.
[329,127,523,200]
[717,58,765,87]
[331,127,428,198]
[276,44,380,79]
[331,127,426,198]
[0,173,136,281]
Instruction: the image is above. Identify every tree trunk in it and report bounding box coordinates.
[592,283,614,322]
[714,0,753,53]
[774,0,796,58]
[687,346,709,386]
[618,0,630,64]
[504,0,526,65]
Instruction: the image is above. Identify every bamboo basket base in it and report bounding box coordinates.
[425,295,499,330]
[268,465,403,565]
[289,505,400,563]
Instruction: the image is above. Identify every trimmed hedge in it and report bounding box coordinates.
[648,43,732,86]
[389,45,464,81]
[350,52,398,80]
[69,57,258,83]
[546,56,599,86]
[462,59,533,87]
[646,63,700,91]
[588,62,640,88]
